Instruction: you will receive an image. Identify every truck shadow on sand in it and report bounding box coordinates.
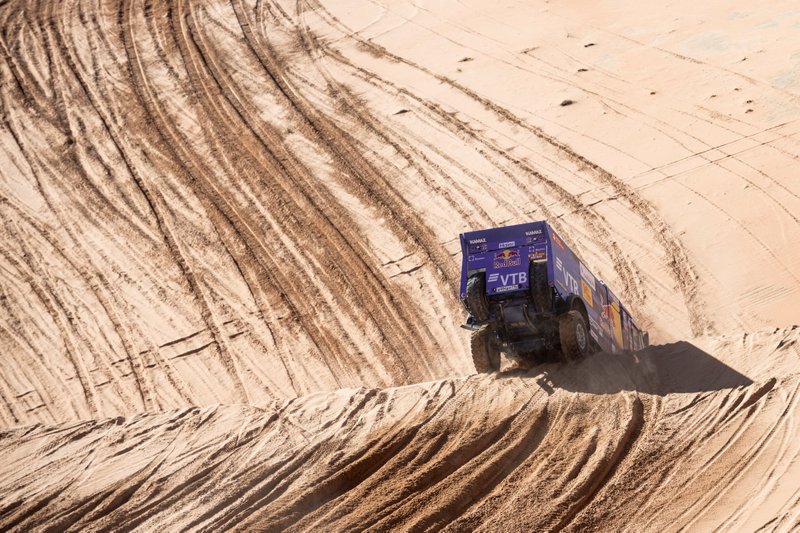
[500,340,754,396]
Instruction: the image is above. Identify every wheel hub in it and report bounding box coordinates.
[576,323,587,351]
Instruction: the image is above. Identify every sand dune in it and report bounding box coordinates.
[1,0,799,529]
[2,329,798,530]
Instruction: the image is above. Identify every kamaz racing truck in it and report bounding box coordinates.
[459,221,649,372]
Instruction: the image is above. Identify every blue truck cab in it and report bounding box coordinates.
[459,221,648,372]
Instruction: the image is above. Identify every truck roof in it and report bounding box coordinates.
[460,220,548,253]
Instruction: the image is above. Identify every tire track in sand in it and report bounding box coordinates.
[4,3,159,412]
[302,0,711,334]
[118,0,250,404]
[232,0,462,301]
[157,0,433,386]
[40,0,205,408]
[179,0,448,382]
[122,0,444,392]
[293,7,646,314]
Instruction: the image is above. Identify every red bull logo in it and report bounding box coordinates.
[493,249,521,269]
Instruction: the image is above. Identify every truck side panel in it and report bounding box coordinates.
[546,224,615,353]
[546,224,644,353]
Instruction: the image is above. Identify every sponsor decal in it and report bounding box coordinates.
[468,238,486,244]
[600,305,613,337]
[558,264,581,294]
[610,301,624,348]
[550,231,565,250]
[497,272,526,286]
[469,242,488,253]
[493,249,521,269]
[489,271,527,293]
[579,263,596,290]
[529,247,547,263]
[495,284,519,293]
[581,279,594,307]
[589,317,600,334]
[525,229,544,244]
[498,240,515,248]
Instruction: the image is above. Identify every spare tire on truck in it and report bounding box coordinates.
[471,326,501,373]
[466,273,490,322]
[529,261,551,313]
[558,310,592,363]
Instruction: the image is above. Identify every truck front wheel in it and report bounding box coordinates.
[471,326,501,373]
[559,310,592,363]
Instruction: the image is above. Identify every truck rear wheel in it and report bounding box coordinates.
[559,310,591,363]
[471,326,500,373]
[466,273,490,321]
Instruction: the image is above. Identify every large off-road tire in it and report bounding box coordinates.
[466,274,490,322]
[471,326,501,373]
[529,261,551,313]
[559,310,592,363]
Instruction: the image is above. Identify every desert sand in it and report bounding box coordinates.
[0,0,799,530]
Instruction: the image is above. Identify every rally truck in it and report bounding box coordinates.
[459,221,648,372]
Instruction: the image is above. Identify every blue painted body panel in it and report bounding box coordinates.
[460,221,548,296]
